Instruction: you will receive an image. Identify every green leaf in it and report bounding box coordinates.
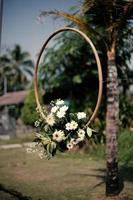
[86,127,92,137]
[33,138,41,143]
[72,75,82,84]
[50,141,57,153]
[51,141,57,150]
[46,141,56,156]
[47,143,51,154]
[42,137,51,145]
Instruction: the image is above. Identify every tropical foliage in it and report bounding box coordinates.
[0,44,34,94]
[39,32,103,108]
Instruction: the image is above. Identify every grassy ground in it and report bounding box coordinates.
[0,134,34,145]
[0,147,133,200]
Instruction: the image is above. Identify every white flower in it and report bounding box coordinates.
[78,129,85,139]
[51,106,59,113]
[65,123,71,131]
[67,142,74,149]
[35,120,40,127]
[77,112,86,119]
[65,120,78,131]
[57,110,66,118]
[76,137,84,142]
[46,114,55,126]
[56,99,64,105]
[71,121,78,130]
[53,130,65,142]
[70,138,78,145]
[60,105,69,112]
[56,105,68,118]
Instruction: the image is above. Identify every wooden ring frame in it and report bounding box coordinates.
[34,27,103,127]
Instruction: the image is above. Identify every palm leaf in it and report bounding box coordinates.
[40,10,95,36]
[40,10,104,43]
[117,1,133,32]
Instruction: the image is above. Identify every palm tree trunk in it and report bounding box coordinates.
[106,48,119,196]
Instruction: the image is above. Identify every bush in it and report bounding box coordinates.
[84,129,133,164]
[118,129,133,165]
[21,88,42,125]
[120,94,133,128]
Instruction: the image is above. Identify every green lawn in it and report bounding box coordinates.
[0,147,133,200]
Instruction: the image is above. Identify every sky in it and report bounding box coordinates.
[1,0,80,61]
[1,0,133,68]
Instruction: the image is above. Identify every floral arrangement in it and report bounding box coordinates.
[28,99,94,159]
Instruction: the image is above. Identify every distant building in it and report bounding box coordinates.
[0,91,28,138]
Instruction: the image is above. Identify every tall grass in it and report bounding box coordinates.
[86,129,133,165]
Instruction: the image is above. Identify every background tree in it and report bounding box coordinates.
[0,44,34,94]
[39,32,104,108]
[40,0,133,197]
[0,54,11,94]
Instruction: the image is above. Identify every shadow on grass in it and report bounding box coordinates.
[119,165,133,182]
[0,183,32,200]
[71,164,133,195]
[94,164,133,182]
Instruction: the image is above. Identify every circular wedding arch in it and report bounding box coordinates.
[34,27,103,127]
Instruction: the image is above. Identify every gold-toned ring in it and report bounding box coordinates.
[34,27,103,127]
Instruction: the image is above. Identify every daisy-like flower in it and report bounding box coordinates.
[60,105,69,112]
[51,106,59,113]
[46,113,55,126]
[65,122,71,131]
[67,142,74,150]
[65,120,78,131]
[77,112,86,119]
[57,110,66,118]
[53,130,65,142]
[56,99,64,105]
[71,120,78,130]
[78,129,85,139]
[70,138,78,145]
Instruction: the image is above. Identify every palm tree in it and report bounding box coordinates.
[0,54,11,94]
[40,0,133,196]
[0,45,34,93]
